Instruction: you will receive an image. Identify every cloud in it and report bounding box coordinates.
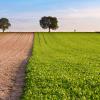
[46,7,100,19]
[1,7,100,32]
[66,8,100,18]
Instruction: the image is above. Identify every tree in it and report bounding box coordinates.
[0,18,11,32]
[40,16,58,32]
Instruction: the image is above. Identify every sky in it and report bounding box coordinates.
[0,0,100,32]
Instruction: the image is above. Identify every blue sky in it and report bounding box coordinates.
[0,0,100,32]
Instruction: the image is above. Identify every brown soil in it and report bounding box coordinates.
[0,32,34,100]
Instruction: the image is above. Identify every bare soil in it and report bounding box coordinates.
[0,32,34,100]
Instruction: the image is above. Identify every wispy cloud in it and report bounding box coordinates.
[1,6,100,32]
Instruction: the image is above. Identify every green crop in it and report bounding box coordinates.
[22,32,100,100]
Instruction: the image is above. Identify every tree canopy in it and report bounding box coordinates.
[0,18,11,32]
[40,16,58,32]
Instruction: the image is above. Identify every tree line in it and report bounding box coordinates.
[0,16,58,32]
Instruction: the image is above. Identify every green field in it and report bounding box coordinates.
[22,32,100,100]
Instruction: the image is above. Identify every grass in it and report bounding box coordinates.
[22,32,100,100]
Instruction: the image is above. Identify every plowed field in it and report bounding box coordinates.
[0,32,34,100]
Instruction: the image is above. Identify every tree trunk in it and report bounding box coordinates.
[49,27,50,32]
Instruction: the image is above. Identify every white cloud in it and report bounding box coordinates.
[67,8,100,18]
[1,7,100,32]
[47,7,100,19]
